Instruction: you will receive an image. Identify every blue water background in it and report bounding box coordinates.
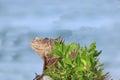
[0,0,120,80]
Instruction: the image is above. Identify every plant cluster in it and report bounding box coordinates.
[44,41,108,80]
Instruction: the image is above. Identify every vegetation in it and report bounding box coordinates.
[44,41,109,80]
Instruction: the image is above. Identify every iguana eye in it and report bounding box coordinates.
[44,38,49,40]
[42,38,49,43]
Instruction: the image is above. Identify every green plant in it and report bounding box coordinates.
[44,41,108,80]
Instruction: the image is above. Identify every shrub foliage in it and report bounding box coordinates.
[44,41,108,80]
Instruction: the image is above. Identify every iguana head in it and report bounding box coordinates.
[30,36,62,59]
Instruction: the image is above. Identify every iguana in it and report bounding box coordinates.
[30,36,63,80]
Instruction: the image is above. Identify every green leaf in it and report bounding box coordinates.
[54,41,60,46]
[89,42,96,52]
[81,58,87,66]
[44,40,107,80]
[76,67,84,72]
[94,50,102,57]
[75,57,80,65]
[63,58,71,64]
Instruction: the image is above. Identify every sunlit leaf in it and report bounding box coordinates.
[44,40,108,80]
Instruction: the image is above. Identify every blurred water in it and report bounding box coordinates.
[0,0,120,80]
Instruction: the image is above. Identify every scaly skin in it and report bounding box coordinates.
[30,37,55,59]
[30,36,62,80]
[30,36,62,71]
[30,36,62,58]
[30,36,63,80]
